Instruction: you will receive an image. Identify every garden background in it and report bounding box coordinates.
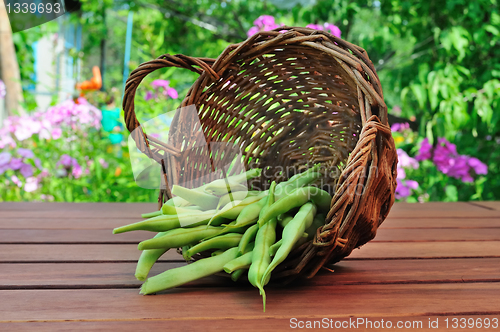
[0,0,499,203]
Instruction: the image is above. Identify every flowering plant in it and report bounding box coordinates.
[247,15,341,38]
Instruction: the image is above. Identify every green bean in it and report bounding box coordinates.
[223,251,253,273]
[161,205,202,215]
[164,196,191,207]
[181,245,191,261]
[268,239,282,257]
[171,185,219,210]
[184,233,242,260]
[278,215,294,228]
[238,223,258,255]
[305,213,325,241]
[140,247,239,295]
[231,269,246,282]
[248,217,278,312]
[137,225,223,250]
[112,210,219,234]
[204,181,249,196]
[274,164,320,194]
[135,232,169,281]
[211,250,224,256]
[222,196,266,231]
[141,210,162,219]
[262,203,317,286]
[258,186,330,227]
[207,193,265,226]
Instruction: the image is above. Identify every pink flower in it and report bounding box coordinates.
[397,149,419,169]
[391,122,410,132]
[51,127,62,139]
[9,158,23,170]
[24,177,38,192]
[72,164,82,178]
[395,179,419,199]
[98,158,109,169]
[11,175,22,187]
[306,24,323,30]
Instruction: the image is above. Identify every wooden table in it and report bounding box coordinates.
[0,201,499,331]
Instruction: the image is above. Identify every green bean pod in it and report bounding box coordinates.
[161,205,202,215]
[164,196,191,207]
[231,269,246,282]
[135,232,169,281]
[222,196,267,231]
[171,185,220,210]
[112,210,219,234]
[184,233,243,260]
[141,210,162,219]
[262,203,317,286]
[305,213,325,241]
[223,251,253,273]
[204,181,249,196]
[258,186,330,227]
[238,223,259,255]
[248,217,278,312]
[137,226,223,250]
[140,247,240,295]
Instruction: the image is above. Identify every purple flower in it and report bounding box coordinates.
[0,152,11,166]
[395,179,419,199]
[24,177,38,192]
[415,138,432,161]
[247,26,260,37]
[20,163,33,177]
[17,148,34,159]
[34,158,42,169]
[254,15,275,28]
[57,154,73,167]
[151,79,170,89]
[9,158,23,170]
[0,80,6,99]
[72,164,83,178]
[145,91,154,101]
[468,157,488,175]
[165,87,178,99]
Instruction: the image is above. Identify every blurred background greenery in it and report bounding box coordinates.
[0,0,499,203]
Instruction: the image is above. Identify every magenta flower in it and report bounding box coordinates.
[165,87,179,99]
[0,80,6,99]
[306,24,323,30]
[391,122,410,132]
[144,91,154,101]
[151,79,170,89]
[247,26,260,37]
[324,23,342,38]
[72,164,83,179]
[468,157,488,175]
[415,138,432,161]
[395,179,419,199]
[51,128,62,140]
[254,15,275,28]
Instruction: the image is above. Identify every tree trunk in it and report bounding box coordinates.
[0,1,26,116]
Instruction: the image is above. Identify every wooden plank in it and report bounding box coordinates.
[2,217,500,230]
[1,227,499,244]
[0,229,152,244]
[0,283,499,322]
[0,218,139,230]
[373,228,500,242]
[348,241,500,260]
[470,201,500,211]
[1,258,499,288]
[1,241,499,263]
[380,217,500,229]
[387,202,500,218]
[3,315,500,331]
[0,244,183,263]
[0,202,157,212]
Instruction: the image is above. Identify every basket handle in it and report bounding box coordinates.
[123,54,218,136]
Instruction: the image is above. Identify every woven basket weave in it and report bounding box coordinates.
[123,27,398,282]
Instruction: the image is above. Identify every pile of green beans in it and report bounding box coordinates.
[113,165,331,311]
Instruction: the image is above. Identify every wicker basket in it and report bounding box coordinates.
[123,27,398,282]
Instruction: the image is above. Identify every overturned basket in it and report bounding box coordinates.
[123,27,397,282]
